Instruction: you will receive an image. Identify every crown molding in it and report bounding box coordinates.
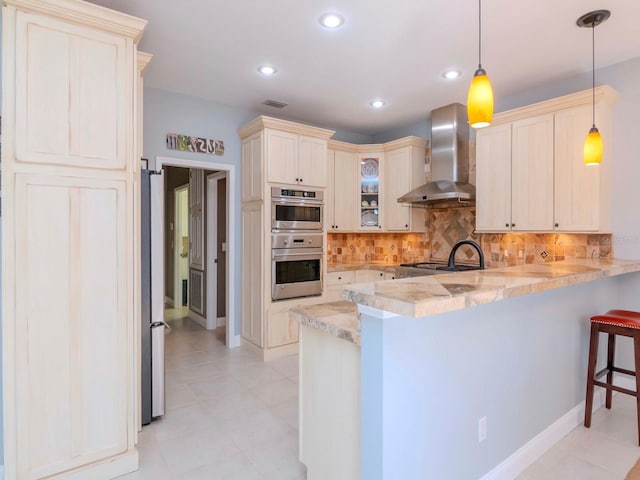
[5,0,147,43]
[328,139,360,153]
[137,51,153,73]
[382,135,428,150]
[491,85,619,126]
[238,115,335,140]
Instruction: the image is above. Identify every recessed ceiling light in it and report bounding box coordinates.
[319,13,345,28]
[257,65,278,76]
[442,70,461,80]
[370,100,385,109]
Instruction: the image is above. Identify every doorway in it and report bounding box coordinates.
[150,156,238,349]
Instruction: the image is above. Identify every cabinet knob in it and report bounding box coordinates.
[511,223,515,227]
[336,225,338,229]
[300,178,303,182]
[338,276,342,280]
[405,224,408,228]
[379,273,383,277]
[505,223,509,227]
[555,223,559,228]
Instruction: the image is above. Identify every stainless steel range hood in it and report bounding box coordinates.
[398,103,475,204]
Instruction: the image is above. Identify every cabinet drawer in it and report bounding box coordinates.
[355,269,385,283]
[326,271,355,286]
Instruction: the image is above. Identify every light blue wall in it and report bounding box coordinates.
[372,118,430,144]
[142,87,371,336]
[360,271,640,479]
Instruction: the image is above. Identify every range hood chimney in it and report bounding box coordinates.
[397,103,475,204]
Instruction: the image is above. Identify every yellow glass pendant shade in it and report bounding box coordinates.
[467,69,494,129]
[584,127,603,165]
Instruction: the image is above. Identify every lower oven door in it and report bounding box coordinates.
[272,250,323,301]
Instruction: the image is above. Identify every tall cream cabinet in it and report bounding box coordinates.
[239,117,334,360]
[2,1,147,479]
[475,86,617,233]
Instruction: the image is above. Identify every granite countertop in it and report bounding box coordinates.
[327,262,401,273]
[290,301,360,345]
[292,258,640,345]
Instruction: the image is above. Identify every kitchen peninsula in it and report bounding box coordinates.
[291,258,640,480]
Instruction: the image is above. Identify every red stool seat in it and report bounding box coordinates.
[584,309,640,445]
[591,311,640,330]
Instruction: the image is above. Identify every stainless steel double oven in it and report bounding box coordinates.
[271,187,324,301]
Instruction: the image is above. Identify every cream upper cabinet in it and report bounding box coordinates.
[511,114,555,231]
[266,129,298,185]
[2,1,147,479]
[266,129,328,187]
[299,135,328,188]
[383,139,427,232]
[327,146,358,231]
[475,86,617,233]
[476,124,512,231]
[554,105,610,232]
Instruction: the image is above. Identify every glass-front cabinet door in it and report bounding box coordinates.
[359,156,382,230]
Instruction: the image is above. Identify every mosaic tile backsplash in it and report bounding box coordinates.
[328,206,612,268]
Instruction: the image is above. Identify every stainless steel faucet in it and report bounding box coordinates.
[447,240,485,270]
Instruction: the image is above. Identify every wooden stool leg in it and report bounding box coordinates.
[634,331,640,446]
[585,323,600,428]
[606,332,616,409]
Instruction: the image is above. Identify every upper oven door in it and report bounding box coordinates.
[271,198,323,231]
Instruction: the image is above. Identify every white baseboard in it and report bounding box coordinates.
[217,316,227,328]
[188,310,217,330]
[164,296,174,307]
[228,334,241,348]
[481,375,635,480]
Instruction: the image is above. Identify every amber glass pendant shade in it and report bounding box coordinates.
[467,68,494,129]
[584,127,603,165]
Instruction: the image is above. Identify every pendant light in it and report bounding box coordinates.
[577,9,610,165]
[467,0,494,129]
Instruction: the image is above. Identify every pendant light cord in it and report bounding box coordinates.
[478,0,482,68]
[591,22,596,128]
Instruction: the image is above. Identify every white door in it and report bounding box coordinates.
[383,147,411,231]
[207,174,221,330]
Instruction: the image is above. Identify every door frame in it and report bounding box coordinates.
[173,185,188,309]
[151,156,239,348]
[206,172,227,330]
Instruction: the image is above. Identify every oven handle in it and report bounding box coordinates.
[272,197,324,206]
[272,250,323,260]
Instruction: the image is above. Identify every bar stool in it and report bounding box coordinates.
[584,309,640,445]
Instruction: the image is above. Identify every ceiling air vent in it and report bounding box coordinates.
[262,99,288,109]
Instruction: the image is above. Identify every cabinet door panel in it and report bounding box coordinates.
[266,130,298,184]
[241,204,264,346]
[554,106,600,231]
[333,151,358,231]
[299,136,327,187]
[15,12,126,170]
[242,134,264,202]
[384,148,411,231]
[267,309,299,348]
[511,114,554,231]
[15,175,128,479]
[189,169,205,269]
[476,124,512,231]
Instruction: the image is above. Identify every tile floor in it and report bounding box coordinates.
[119,313,305,480]
[120,311,639,480]
[517,393,640,480]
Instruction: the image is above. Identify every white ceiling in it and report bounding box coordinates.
[91,0,640,136]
